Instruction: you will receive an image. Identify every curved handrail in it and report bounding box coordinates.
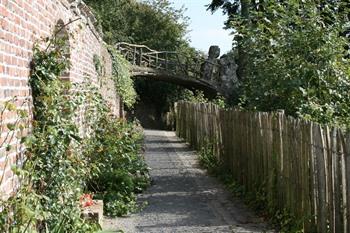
[115,42,219,80]
[116,42,177,54]
[116,42,156,52]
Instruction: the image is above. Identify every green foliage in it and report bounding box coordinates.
[28,43,94,232]
[85,0,190,52]
[0,99,33,232]
[198,141,221,175]
[238,1,350,127]
[0,34,149,232]
[134,0,189,51]
[182,90,209,104]
[0,38,100,232]
[93,54,103,76]
[179,90,227,108]
[85,117,150,217]
[198,141,303,232]
[212,1,350,128]
[108,46,137,109]
[84,0,135,44]
[212,96,227,109]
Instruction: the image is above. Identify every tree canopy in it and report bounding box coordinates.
[85,0,204,127]
[85,0,191,52]
[209,0,350,127]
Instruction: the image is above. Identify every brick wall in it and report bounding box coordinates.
[0,0,121,197]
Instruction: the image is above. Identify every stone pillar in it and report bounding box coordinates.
[219,53,238,96]
[201,45,221,82]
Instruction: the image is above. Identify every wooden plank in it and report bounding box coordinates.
[310,122,319,231]
[343,133,350,233]
[331,128,342,233]
[174,102,350,231]
[302,120,313,232]
[313,124,328,232]
[337,130,346,233]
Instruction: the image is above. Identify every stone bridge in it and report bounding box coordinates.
[115,43,238,97]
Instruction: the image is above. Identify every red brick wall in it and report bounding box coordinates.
[0,0,121,197]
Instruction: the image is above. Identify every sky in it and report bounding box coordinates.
[171,0,233,54]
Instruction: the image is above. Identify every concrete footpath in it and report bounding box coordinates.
[103,130,273,233]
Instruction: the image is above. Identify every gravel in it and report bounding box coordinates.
[103,130,274,233]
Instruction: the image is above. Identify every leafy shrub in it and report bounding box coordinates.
[0,33,148,232]
[0,38,100,232]
[85,117,150,217]
[28,45,91,232]
[198,141,220,175]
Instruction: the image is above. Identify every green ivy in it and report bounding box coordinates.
[93,54,103,76]
[198,141,221,175]
[108,46,137,109]
[0,37,101,232]
[0,29,149,233]
[29,43,101,232]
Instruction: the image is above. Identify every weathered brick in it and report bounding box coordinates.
[0,0,122,196]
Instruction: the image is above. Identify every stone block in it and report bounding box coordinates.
[82,200,104,226]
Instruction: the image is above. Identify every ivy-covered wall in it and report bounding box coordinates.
[0,0,121,197]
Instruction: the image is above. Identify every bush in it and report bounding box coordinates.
[85,117,150,217]
[198,141,221,175]
[0,33,149,232]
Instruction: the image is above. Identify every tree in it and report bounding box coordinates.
[86,0,202,127]
[211,0,350,127]
[84,0,136,44]
[85,0,191,52]
[207,0,250,80]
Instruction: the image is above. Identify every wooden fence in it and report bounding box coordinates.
[175,101,350,232]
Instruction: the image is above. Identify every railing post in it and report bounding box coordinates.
[148,54,151,68]
[133,47,137,65]
[139,47,143,66]
[156,53,158,68]
[165,52,168,70]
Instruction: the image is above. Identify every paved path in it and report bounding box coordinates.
[103,130,273,233]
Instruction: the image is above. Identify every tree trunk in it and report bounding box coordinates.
[237,0,249,81]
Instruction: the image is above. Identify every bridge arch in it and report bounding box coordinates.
[131,66,218,97]
[116,42,223,97]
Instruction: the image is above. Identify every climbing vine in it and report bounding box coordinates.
[0,37,100,232]
[108,46,137,109]
[0,32,149,232]
[93,54,103,77]
[30,46,86,232]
